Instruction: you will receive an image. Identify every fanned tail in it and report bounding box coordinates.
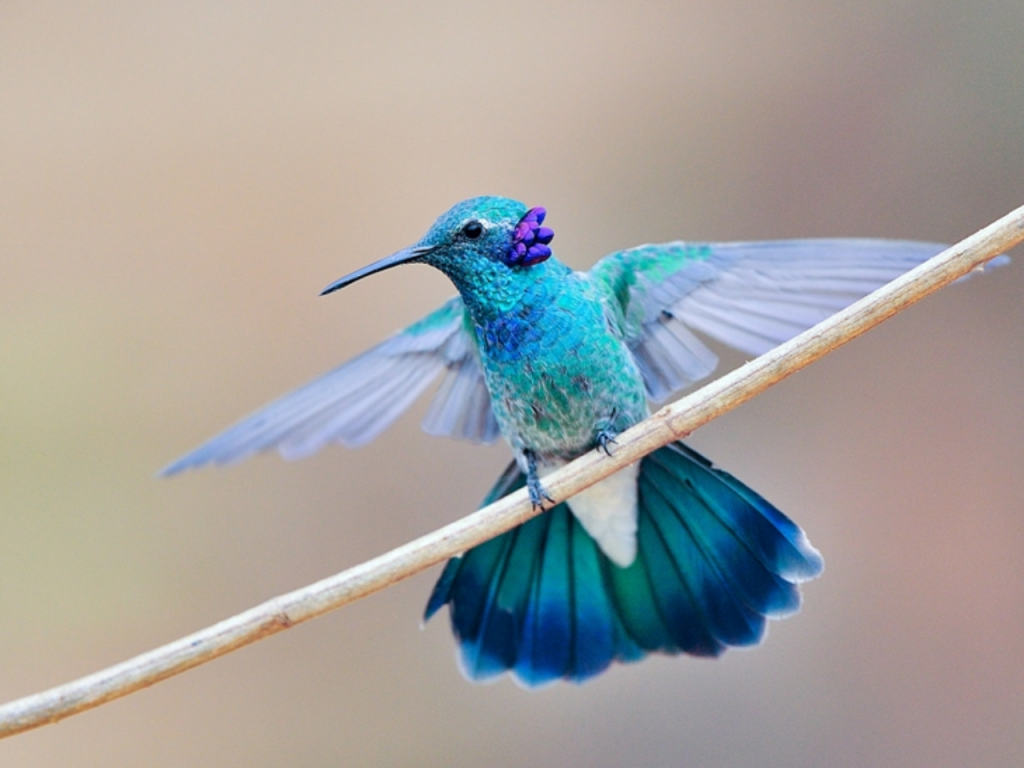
[424,442,823,686]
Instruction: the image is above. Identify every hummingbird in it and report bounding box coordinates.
[164,196,954,686]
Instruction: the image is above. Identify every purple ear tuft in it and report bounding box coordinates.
[522,244,551,265]
[505,206,554,266]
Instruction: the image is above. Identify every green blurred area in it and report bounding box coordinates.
[1,2,1023,766]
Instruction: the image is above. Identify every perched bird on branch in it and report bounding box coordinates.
[164,196,953,686]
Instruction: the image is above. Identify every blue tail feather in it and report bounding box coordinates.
[605,545,679,653]
[424,442,823,686]
[642,478,767,649]
[565,518,620,681]
[449,531,514,678]
[517,508,572,684]
[654,444,822,584]
[633,489,725,656]
[644,453,801,625]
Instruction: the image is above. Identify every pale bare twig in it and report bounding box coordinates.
[0,204,1020,739]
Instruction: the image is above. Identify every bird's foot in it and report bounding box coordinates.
[527,474,555,511]
[596,429,618,456]
[596,409,620,456]
[524,450,555,511]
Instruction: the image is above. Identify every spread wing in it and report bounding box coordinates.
[591,239,957,402]
[161,297,499,475]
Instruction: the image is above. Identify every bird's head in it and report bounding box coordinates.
[320,196,555,299]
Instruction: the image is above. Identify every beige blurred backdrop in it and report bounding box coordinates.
[1,2,1022,766]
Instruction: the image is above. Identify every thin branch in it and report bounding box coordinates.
[1,205,1021,739]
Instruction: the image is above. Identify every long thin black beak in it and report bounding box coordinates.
[319,245,437,296]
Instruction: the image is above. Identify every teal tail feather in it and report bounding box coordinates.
[424,442,824,687]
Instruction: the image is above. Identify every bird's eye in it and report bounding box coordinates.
[461,221,483,239]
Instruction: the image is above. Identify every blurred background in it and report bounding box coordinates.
[1,1,1022,766]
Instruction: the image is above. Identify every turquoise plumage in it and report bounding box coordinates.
[164,196,960,685]
[425,444,822,684]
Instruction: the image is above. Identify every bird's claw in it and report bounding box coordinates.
[596,430,618,456]
[596,409,619,456]
[527,474,555,511]
[524,450,555,510]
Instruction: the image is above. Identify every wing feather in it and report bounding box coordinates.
[162,296,498,474]
[421,355,501,443]
[593,238,954,400]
